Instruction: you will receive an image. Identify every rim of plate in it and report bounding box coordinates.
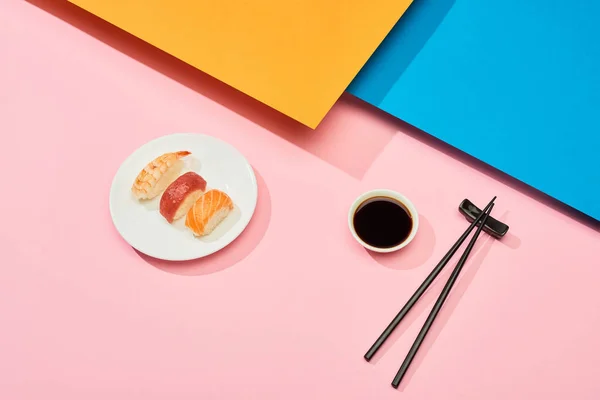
[108,133,258,261]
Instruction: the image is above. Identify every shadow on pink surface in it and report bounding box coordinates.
[376,109,600,232]
[24,0,397,181]
[24,0,600,231]
[137,169,271,276]
[364,213,501,389]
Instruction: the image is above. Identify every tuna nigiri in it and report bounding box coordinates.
[160,172,207,223]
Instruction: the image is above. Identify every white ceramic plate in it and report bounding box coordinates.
[109,133,258,261]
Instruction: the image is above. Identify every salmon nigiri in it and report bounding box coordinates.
[185,190,234,236]
[132,151,191,200]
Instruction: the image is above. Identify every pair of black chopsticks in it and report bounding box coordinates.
[365,196,497,388]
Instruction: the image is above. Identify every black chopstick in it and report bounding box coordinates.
[364,196,496,362]
[391,203,495,388]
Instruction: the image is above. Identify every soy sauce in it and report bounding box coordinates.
[353,197,412,249]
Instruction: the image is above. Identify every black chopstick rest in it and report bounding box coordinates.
[459,199,508,238]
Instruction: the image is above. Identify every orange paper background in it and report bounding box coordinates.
[68,0,412,128]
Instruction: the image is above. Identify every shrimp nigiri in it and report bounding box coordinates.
[131,151,190,200]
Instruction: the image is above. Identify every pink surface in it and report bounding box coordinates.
[1,1,600,399]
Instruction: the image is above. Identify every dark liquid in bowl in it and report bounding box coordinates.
[353,197,413,249]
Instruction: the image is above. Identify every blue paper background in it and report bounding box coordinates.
[349,0,600,220]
